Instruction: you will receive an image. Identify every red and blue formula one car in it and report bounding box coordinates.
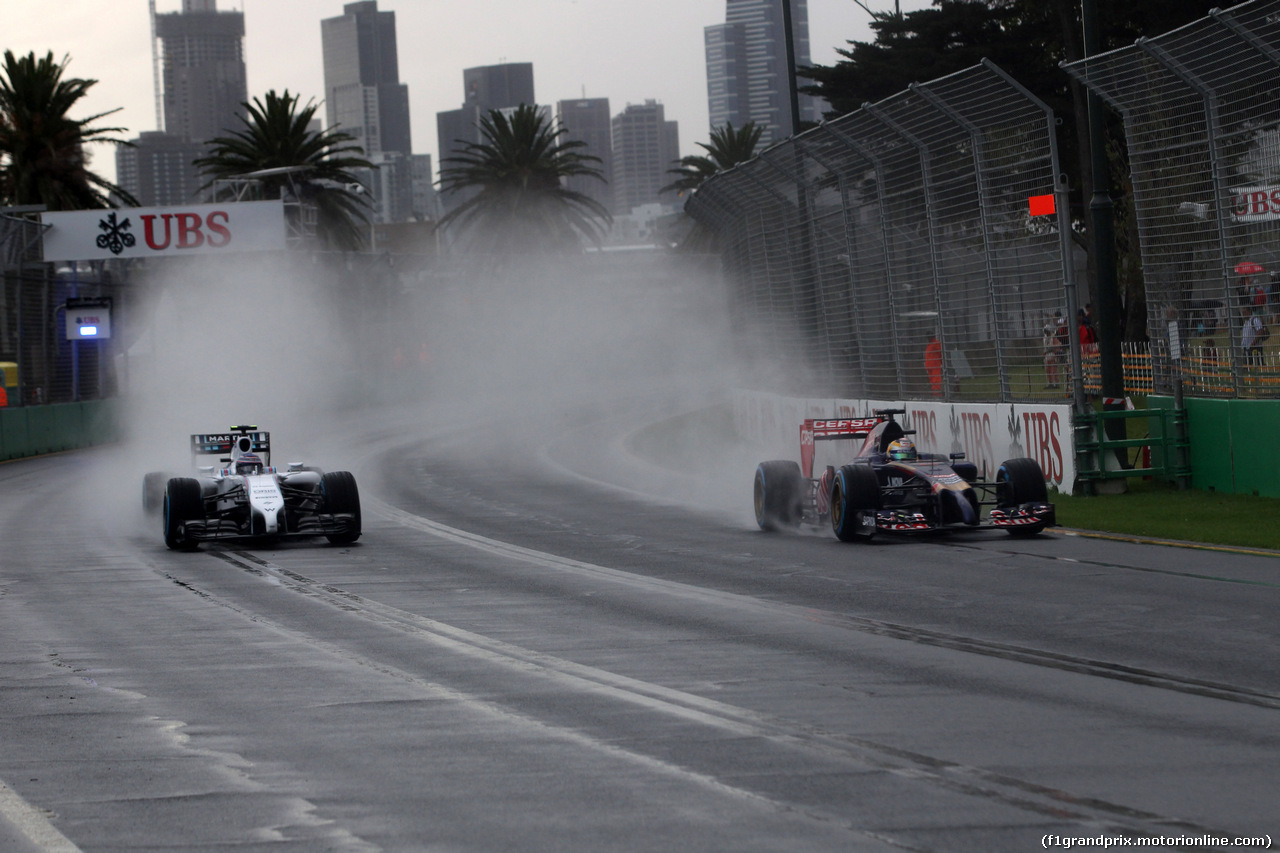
[753,409,1054,541]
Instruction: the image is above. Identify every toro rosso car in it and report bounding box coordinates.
[142,425,361,551]
[753,409,1055,541]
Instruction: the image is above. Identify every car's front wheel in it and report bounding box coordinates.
[830,464,881,542]
[163,477,203,551]
[321,471,362,544]
[996,457,1049,536]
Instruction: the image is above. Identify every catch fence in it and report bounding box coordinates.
[686,60,1074,403]
[1061,0,1280,398]
[1,210,127,406]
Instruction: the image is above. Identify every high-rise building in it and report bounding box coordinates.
[119,0,246,206]
[436,63,536,213]
[155,0,247,144]
[556,98,613,215]
[321,1,412,157]
[114,132,208,207]
[611,101,679,216]
[704,0,824,146]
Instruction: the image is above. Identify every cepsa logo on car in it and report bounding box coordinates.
[809,418,880,438]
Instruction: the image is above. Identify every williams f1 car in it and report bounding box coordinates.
[142,425,361,550]
[753,409,1055,541]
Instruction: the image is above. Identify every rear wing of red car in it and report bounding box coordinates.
[190,426,271,465]
[799,417,883,478]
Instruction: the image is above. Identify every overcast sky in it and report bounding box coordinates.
[5,0,930,185]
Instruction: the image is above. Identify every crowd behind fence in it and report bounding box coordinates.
[1062,0,1280,399]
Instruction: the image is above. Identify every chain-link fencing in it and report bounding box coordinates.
[2,211,128,406]
[686,60,1076,404]
[1061,0,1280,398]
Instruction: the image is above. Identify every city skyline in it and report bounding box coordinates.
[5,0,929,188]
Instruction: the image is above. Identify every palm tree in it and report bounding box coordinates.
[0,50,136,209]
[662,121,764,196]
[195,90,373,251]
[437,104,610,254]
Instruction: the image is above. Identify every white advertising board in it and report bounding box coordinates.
[41,200,286,262]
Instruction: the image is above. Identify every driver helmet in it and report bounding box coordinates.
[887,437,917,462]
[235,453,264,475]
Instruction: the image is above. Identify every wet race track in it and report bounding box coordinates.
[1,398,1278,852]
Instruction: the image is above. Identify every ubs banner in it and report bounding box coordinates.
[41,200,286,262]
[733,391,1076,493]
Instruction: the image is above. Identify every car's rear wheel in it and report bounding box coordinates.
[830,464,881,542]
[996,457,1049,536]
[143,471,168,513]
[163,477,203,551]
[321,471,362,544]
[753,460,804,531]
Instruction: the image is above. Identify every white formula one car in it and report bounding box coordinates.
[142,425,361,551]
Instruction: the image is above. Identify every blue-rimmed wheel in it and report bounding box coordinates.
[996,457,1049,537]
[753,460,804,531]
[830,464,881,542]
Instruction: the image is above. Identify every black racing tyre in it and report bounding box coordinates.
[163,477,203,551]
[142,471,168,513]
[830,464,881,542]
[996,457,1049,536]
[321,470,362,544]
[753,460,804,531]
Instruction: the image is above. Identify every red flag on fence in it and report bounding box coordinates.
[1028,194,1056,216]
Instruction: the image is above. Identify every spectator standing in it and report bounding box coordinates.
[1241,306,1264,367]
[924,335,943,396]
[1042,312,1065,388]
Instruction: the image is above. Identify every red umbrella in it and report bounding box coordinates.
[1235,261,1266,274]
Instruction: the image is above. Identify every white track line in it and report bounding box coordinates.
[0,780,80,853]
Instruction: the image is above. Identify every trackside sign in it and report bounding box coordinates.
[40,200,286,262]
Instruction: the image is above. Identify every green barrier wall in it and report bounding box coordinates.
[0,399,121,461]
[1149,396,1280,496]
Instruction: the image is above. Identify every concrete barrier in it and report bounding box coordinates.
[0,399,121,461]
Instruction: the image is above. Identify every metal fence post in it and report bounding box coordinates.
[909,82,1010,401]
[864,102,951,400]
[1135,37,1241,393]
[820,120,908,398]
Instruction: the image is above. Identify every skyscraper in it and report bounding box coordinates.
[117,0,245,206]
[321,1,412,157]
[704,0,824,146]
[611,101,679,216]
[556,98,613,215]
[436,63,536,213]
[155,0,247,144]
[114,132,208,207]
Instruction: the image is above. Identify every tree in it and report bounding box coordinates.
[437,104,610,255]
[663,121,764,196]
[0,50,136,209]
[195,90,372,251]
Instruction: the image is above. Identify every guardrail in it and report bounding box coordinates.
[0,399,120,461]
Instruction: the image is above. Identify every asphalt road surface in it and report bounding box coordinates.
[1,396,1277,852]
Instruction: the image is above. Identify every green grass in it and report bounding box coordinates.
[1053,478,1280,551]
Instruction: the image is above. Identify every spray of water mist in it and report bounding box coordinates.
[78,245,787,535]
